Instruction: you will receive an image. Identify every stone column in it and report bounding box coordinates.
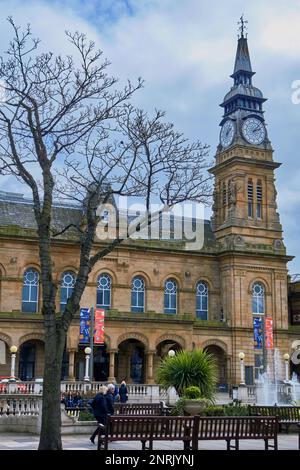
[108,349,117,382]
[226,355,232,387]
[68,349,76,381]
[146,350,155,384]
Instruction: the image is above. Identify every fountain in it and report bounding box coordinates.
[290,372,300,405]
[254,348,295,405]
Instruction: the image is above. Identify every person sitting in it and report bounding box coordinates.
[89,385,108,445]
[119,380,128,403]
[66,392,74,408]
[73,392,83,408]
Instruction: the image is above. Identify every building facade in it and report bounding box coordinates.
[0,31,299,388]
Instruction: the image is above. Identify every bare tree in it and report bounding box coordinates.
[0,19,211,449]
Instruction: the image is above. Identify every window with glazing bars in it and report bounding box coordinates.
[248,179,253,217]
[257,181,262,218]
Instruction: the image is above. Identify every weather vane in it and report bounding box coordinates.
[238,14,248,38]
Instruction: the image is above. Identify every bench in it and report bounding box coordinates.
[114,402,170,416]
[98,415,279,451]
[249,405,300,433]
[98,415,194,450]
[193,416,279,450]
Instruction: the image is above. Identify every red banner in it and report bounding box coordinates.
[265,316,274,350]
[94,308,105,344]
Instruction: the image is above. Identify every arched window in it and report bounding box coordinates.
[196,281,208,320]
[60,271,76,312]
[164,279,177,314]
[252,282,265,315]
[22,268,39,313]
[131,276,145,313]
[97,273,111,309]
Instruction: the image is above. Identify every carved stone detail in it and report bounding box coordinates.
[155,334,186,349]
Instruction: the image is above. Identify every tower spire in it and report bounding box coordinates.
[232,15,253,78]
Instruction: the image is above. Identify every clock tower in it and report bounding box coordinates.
[210,20,285,254]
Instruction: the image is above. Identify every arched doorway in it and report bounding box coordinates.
[18,340,44,380]
[116,339,145,384]
[75,344,109,381]
[203,344,227,387]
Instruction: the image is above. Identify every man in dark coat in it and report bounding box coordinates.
[106,383,116,415]
[89,385,108,445]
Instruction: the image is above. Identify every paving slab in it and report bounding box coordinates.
[0,432,298,450]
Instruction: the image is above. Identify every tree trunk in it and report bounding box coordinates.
[38,328,65,450]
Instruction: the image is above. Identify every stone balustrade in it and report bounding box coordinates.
[1,380,179,404]
[0,395,41,416]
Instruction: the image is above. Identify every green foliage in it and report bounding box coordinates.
[78,410,95,421]
[183,386,201,399]
[156,349,217,399]
[200,406,225,416]
[170,398,187,416]
[171,402,250,417]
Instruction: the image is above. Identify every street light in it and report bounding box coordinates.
[238,352,245,385]
[84,347,92,382]
[283,353,290,383]
[9,345,18,382]
[168,349,176,358]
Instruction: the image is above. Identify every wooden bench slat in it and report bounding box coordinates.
[99,415,279,451]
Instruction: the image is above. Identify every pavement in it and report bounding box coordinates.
[0,432,299,450]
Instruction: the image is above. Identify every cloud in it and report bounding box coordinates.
[0,0,299,271]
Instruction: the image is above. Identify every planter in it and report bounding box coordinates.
[183,399,209,415]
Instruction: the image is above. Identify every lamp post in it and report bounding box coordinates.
[84,347,92,382]
[9,345,18,382]
[238,352,245,385]
[283,353,290,383]
[168,349,176,358]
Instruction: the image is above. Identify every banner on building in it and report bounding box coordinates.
[253,317,263,349]
[94,308,105,345]
[265,316,274,350]
[79,307,90,343]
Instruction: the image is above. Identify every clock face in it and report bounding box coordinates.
[220,120,235,148]
[242,117,266,145]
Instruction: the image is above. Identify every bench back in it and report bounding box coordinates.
[195,416,278,440]
[114,403,164,416]
[106,415,194,440]
[249,406,300,421]
[105,415,277,444]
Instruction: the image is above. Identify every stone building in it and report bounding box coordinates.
[0,31,299,388]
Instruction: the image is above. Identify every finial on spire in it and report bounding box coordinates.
[238,14,248,38]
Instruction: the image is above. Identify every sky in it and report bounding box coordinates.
[0,0,300,273]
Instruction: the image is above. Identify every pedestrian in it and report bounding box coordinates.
[106,383,116,415]
[119,380,128,403]
[89,385,108,445]
[113,383,120,402]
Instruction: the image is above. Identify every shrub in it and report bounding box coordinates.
[78,410,95,421]
[201,405,225,416]
[223,404,249,416]
[170,398,186,416]
[183,386,201,399]
[156,349,217,399]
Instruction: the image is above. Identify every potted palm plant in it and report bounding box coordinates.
[156,349,217,415]
[182,386,211,415]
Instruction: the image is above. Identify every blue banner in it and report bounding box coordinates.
[79,307,90,343]
[253,316,263,350]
